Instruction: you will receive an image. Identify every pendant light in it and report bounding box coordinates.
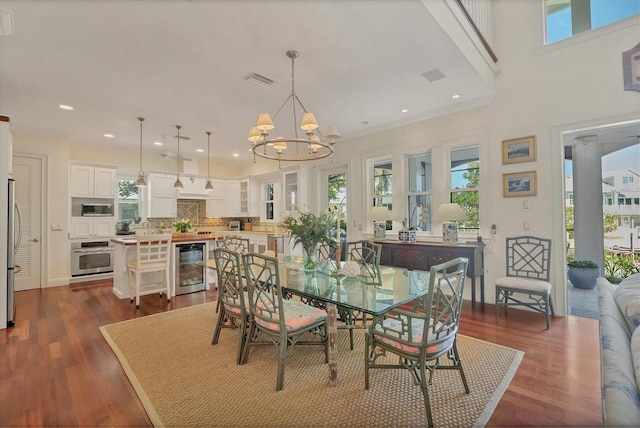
[135,117,147,187]
[204,131,214,191]
[173,125,184,190]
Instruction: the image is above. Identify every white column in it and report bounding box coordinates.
[572,143,604,273]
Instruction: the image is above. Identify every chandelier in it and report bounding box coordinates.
[249,50,340,167]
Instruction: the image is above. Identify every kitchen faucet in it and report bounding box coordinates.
[142,221,151,233]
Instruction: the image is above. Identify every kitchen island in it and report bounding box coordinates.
[110,234,223,299]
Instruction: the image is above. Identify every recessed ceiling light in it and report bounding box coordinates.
[452,94,461,99]
[59,104,74,110]
[104,134,114,138]
[196,149,204,153]
[401,109,408,113]
[232,153,240,157]
[154,141,163,146]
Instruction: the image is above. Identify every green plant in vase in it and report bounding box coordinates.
[173,218,194,234]
[282,207,336,272]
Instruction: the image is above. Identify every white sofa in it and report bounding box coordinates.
[597,273,640,426]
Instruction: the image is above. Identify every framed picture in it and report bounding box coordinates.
[502,136,536,164]
[503,171,537,198]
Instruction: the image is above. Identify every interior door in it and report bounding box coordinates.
[13,156,42,291]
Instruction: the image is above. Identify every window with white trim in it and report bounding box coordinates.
[449,147,480,231]
[406,153,432,231]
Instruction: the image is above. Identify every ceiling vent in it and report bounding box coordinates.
[0,8,15,36]
[246,73,274,87]
[422,68,446,82]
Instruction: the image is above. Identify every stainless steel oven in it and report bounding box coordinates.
[70,241,114,277]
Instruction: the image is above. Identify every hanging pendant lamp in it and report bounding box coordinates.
[204,131,213,191]
[174,125,184,190]
[135,117,148,187]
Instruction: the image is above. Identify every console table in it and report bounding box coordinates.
[376,240,485,308]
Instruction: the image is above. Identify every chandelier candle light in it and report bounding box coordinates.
[135,117,147,187]
[433,203,468,244]
[248,50,340,168]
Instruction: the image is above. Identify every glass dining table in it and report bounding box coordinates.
[281,258,432,386]
[199,256,433,386]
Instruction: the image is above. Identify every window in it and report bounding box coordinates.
[328,172,347,238]
[117,178,140,222]
[373,160,393,230]
[622,176,633,184]
[545,0,639,44]
[449,147,479,230]
[265,182,275,220]
[406,153,432,231]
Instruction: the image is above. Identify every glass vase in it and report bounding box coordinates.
[303,246,317,272]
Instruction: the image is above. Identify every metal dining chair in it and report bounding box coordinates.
[240,252,328,391]
[365,257,470,427]
[495,236,555,329]
[211,247,249,365]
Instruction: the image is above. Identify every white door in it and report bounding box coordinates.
[13,156,43,291]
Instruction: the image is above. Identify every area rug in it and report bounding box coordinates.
[100,302,523,427]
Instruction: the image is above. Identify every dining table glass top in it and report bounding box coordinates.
[282,259,431,316]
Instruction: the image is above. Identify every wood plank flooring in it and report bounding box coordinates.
[0,280,602,427]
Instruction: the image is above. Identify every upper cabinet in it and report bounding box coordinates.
[283,166,309,212]
[70,165,116,198]
[147,173,177,218]
[239,178,258,217]
[206,180,240,218]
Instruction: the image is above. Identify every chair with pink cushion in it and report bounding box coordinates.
[365,257,469,427]
[211,247,249,365]
[240,252,328,391]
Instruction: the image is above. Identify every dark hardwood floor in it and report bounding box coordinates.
[0,280,602,427]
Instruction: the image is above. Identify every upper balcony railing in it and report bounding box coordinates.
[456,0,498,63]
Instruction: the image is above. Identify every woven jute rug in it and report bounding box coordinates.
[100,302,523,428]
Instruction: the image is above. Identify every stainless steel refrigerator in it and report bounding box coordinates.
[7,178,21,327]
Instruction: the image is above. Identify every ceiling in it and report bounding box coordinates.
[0,0,495,170]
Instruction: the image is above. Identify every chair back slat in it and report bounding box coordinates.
[221,237,250,255]
[214,247,245,312]
[242,253,284,329]
[346,240,382,284]
[136,234,172,267]
[505,236,551,282]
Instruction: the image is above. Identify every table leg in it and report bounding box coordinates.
[470,276,476,309]
[326,302,338,386]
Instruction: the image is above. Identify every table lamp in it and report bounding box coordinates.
[433,203,467,244]
[369,206,392,239]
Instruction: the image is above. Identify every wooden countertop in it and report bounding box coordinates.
[111,234,224,246]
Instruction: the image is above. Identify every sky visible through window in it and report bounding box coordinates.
[547,0,640,43]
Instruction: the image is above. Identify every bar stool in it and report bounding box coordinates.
[128,233,172,308]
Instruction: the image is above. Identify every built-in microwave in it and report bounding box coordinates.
[82,203,113,217]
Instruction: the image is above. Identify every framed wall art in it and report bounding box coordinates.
[503,171,537,198]
[623,42,640,92]
[502,135,536,164]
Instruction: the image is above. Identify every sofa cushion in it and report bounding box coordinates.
[633,327,640,392]
[598,278,640,426]
[614,273,640,333]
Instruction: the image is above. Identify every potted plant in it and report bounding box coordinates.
[173,218,194,234]
[567,260,600,289]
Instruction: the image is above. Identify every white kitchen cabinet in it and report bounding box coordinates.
[70,165,116,198]
[239,178,259,217]
[226,180,240,217]
[205,179,227,217]
[148,174,177,218]
[283,166,309,212]
[69,217,116,238]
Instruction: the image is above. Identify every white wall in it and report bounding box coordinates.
[10,2,640,314]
